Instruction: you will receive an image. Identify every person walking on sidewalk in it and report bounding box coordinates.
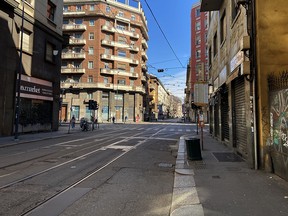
[71,115,76,129]
[112,116,115,124]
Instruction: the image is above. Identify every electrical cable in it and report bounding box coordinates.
[143,0,185,68]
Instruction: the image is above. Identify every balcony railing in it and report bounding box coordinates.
[142,39,148,49]
[63,11,85,16]
[61,82,145,93]
[61,68,85,74]
[100,54,139,65]
[62,24,87,31]
[100,68,138,78]
[69,38,86,45]
[141,51,148,60]
[101,24,139,39]
[62,52,86,59]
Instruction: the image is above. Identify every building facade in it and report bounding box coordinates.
[201,0,288,181]
[0,0,63,136]
[186,2,208,122]
[61,0,148,123]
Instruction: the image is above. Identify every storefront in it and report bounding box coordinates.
[17,75,54,133]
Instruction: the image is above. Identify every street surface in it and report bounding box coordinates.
[0,121,197,216]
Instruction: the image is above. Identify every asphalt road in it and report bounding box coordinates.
[0,122,197,216]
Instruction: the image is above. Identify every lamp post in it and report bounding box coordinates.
[14,0,25,140]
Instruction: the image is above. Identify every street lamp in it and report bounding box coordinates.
[14,0,25,140]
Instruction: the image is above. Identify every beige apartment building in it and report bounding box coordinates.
[61,0,148,123]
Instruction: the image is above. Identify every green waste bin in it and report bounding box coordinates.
[185,137,202,160]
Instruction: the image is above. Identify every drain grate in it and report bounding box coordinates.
[212,152,244,162]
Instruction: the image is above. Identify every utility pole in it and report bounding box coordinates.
[14,0,25,140]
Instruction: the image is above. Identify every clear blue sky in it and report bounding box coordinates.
[140,0,199,101]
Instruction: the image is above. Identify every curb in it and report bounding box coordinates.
[170,136,204,216]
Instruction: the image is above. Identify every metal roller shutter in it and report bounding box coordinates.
[233,77,247,156]
[221,85,229,141]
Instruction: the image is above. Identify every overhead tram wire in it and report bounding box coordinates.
[143,0,185,69]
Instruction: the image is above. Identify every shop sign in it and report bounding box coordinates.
[230,51,244,73]
[19,75,53,101]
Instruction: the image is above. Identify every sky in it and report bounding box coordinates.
[138,0,199,102]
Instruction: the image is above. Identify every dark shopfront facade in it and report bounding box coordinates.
[17,75,55,133]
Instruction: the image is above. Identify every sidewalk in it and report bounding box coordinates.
[0,124,80,148]
[171,132,288,216]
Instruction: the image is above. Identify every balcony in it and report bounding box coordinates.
[100,68,139,78]
[69,38,86,45]
[142,39,148,49]
[62,52,86,59]
[62,24,87,31]
[61,67,85,74]
[63,11,85,16]
[100,54,139,65]
[141,51,148,61]
[101,24,140,39]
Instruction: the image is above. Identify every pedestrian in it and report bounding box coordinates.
[71,115,75,129]
[125,116,128,123]
[112,116,115,124]
[91,115,95,130]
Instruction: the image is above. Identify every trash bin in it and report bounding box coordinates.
[185,137,202,160]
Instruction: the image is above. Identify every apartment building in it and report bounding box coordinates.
[0,0,63,136]
[186,2,208,122]
[61,0,148,123]
[201,0,288,180]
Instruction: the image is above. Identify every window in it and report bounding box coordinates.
[89,5,94,11]
[104,77,109,84]
[104,63,109,69]
[130,67,135,73]
[88,47,94,55]
[45,42,55,63]
[116,24,126,30]
[213,32,218,57]
[47,0,56,21]
[195,8,200,17]
[89,20,95,26]
[88,61,94,69]
[105,48,110,54]
[118,63,126,71]
[88,75,93,82]
[89,33,94,40]
[130,79,134,86]
[196,21,201,31]
[75,19,82,24]
[118,36,126,44]
[118,79,126,85]
[87,93,93,99]
[131,14,136,20]
[20,30,30,52]
[106,6,111,13]
[118,50,126,57]
[208,47,212,66]
[118,11,124,17]
[220,11,226,43]
[196,50,201,59]
[196,35,201,45]
[74,33,82,39]
[63,6,68,12]
[131,27,135,32]
[63,19,69,24]
[76,5,82,11]
[105,34,110,40]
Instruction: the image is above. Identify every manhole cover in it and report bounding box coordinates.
[212,152,244,162]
